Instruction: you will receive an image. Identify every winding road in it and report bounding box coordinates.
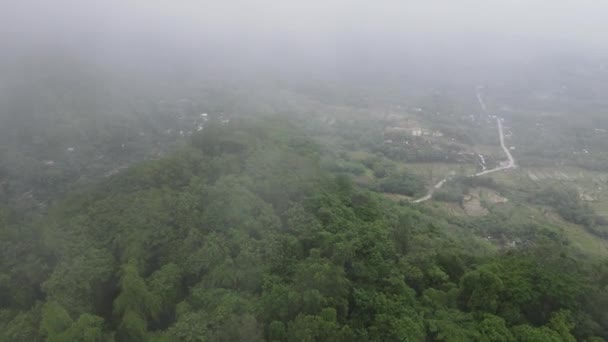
[412,90,516,203]
[474,118,515,176]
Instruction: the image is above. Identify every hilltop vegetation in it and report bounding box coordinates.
[1,120,607,341]
[2,2,608,340]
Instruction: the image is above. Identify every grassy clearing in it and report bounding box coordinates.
[348,150,376,161]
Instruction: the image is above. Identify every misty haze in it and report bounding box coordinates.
[1,1,608,341]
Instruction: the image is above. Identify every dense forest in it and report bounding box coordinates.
[1,119,607,341]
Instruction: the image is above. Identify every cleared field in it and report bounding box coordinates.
[553,219,608,258]
[428,201,468,217]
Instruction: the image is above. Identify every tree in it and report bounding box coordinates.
[377,170,425,197]
[165,311,210,342]
[113,262,159,341]
[287,310,353,342]
[2,305,42,342]
[548,310,576,342]
[148,263,183,327]
[43,248,114,317]
[61,314,105,342]
[511,324,562,342]
[117,310,148,342]
[475,314,515,342]
[269,321,287,341]
[39,301,73,342]
[460,268,503,313]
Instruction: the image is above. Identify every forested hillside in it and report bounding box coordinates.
[1,120,606,341]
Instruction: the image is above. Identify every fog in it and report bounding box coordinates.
[6,1,608,45]
[3,3,608,340]
[4,1,608,80]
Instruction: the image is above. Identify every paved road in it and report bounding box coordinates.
[474,118,516,176]
[412,90,516,203]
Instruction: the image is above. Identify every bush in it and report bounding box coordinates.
[433,189,464,203]
[531,186,596,227]
[461,176,500,190]
[322,159,366,175]
[377,170,425,196]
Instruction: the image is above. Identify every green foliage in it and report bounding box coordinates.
[165,311,210,341]
[322,158,366,176]
[531,184,596,227]
[376,169,425,196]
[117,310,148,342]
[0,120,607,341]
[40,301,73,341]
[476,314,515,341]
[147,263,183,329]
[460,268,504,313]
[2,305,42,342]
[269,320,287,341]
[286,308,354,342]
[433,180,466,203]
[511,324,563,341]
[114,262,160,320]
[61,314,105,342]
[39,302,106,342]
[42,248,115,317]
[461,176,501,190]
